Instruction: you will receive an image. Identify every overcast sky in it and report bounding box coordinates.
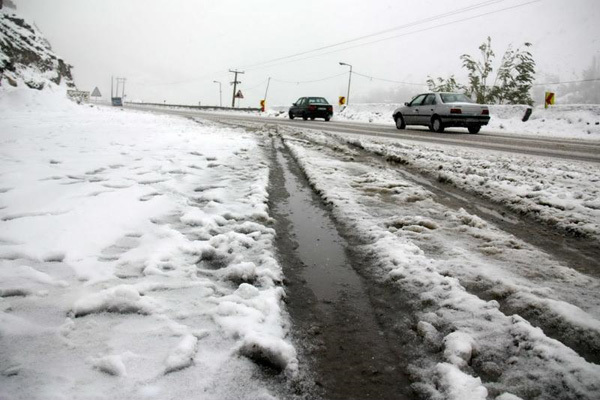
[13,0,600,107]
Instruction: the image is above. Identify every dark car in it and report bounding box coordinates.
[289,97,333,121]
[392,92,490,134]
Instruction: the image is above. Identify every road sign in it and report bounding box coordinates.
[91,87,102,97]
[545,91,555,109]
[338,96,346,106]
[235,90,244,99]
[260,99,265,112]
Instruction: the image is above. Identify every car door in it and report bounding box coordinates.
[404,94,427,125]
[291,98,304,116]
[418,94,437,124]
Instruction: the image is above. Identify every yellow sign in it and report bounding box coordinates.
[544,91,555,109]
[338,96,346,106]
[260,99,265,112]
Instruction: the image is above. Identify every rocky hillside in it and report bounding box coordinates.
[0,6,74,89]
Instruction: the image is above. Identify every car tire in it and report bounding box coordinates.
[324,116,331,122]
[468,125,481,134]
[310,117,315,120]
[394,114,406,130]
[289,112,294,120]
[431,116,445,133]
[302,113,308,121]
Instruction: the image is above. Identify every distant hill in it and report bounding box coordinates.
[0,6,74,90]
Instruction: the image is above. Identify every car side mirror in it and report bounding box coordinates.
[404,102,409,106]
[292,103,297,106]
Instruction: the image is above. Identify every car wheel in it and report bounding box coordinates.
[324,115,331,122]
[310,117,315,120]
[431,117,445,133]
[289,112,294,120]
[394,114,406,130]
[302,113,308,121]
[468,125,481,134]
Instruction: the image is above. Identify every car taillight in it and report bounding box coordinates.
[450,108,462,114]
[327,106,332,111]
[482,109,489,115]
[308,105,316,111]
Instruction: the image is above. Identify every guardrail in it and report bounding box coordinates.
[125,102,261,112]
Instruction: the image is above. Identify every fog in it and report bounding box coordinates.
[13,0,600,107]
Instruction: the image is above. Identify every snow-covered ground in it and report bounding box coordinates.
[2,85,600,399]
[0,87,298,400]
[276,126,600,399]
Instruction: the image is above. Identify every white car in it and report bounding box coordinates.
[392,92,490,134]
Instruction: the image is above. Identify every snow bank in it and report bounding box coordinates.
[0,91,296,399]
[339,134,600,240]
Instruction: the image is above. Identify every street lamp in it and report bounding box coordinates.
[213,80,222,107]
[339,62,353,106]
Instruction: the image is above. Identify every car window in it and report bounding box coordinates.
[295,98,304,105]
[423,94,436,105]
[409,94,427,106]
[440,93,474,103]
[308,98,328,104]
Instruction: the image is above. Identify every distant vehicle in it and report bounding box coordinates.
[111,97,123,107]
[289,97,333,121]
[392,92,490,134]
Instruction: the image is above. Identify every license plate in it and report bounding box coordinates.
[318,107,326,110]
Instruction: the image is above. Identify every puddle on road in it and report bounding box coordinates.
[267,137,413,400]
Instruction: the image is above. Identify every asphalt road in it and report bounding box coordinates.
[126,104,600,164]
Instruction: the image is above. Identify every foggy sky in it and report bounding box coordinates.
[13,0,600,107]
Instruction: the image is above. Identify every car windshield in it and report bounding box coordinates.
[440,93,474,103]
[308,98,328,104]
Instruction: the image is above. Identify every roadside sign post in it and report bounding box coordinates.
[90,87,101,103]
[545,91,555,109]
[260,99,265,112]
[338,96,346,106]
[235,90,244,108]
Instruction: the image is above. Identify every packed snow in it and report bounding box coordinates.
[0,86,298,400]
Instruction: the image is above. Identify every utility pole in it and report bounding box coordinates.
[121,78,126,99]
[339,62,353,106]
[229,69,244,108]
[213,80,222,107]
[115,77,126,99]
[263,77,271,103]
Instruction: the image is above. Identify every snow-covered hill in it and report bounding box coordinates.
[0,6,74,90]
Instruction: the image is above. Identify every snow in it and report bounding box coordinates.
[0,86,297,399]
[2,45,600,398]
[278,126,600,399]
[339,135,600,240]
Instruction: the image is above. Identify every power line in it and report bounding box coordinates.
[125,0,540,90]
[353,71,426,86]
[243,0,541,72]
[242,0,508,70]
[533,78,600,86]
[271,72,348,85]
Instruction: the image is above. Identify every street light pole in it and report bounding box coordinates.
[263,77,271,103]
[339,62,353,106]
[213,80,222,107]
